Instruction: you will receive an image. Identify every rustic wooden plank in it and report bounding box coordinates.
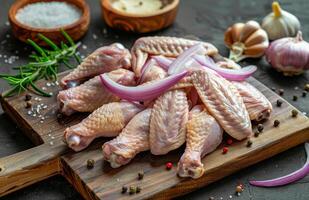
[0,72,308,200]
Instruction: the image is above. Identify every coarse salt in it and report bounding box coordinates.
[15,2,82,29]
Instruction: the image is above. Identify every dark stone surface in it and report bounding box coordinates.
[0,0,308,199]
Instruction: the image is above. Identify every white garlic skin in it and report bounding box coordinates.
[265,32,309,76]
[262,9,300,40]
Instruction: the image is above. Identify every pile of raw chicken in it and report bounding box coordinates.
[58,37,272,179]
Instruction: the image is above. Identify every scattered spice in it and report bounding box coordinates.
[246,140,253,147]
[138,171,144,180]
[25,93,32,101]
[57,113,63,120]
[293,95,298,101]
[305,83,309,92]
[227,138,233,145]
[222,147,229,154]
[25,101,32,109]
[302,91,307,97]
[87,159,95,169]
[278,89,284,96]
[254,131,260,137]
[274,120,280,127]
[166,162,173,170]
[271,87,276,92]
[291,109,298,117]
[209,197,215,200]
[276,99,283,107]
[257,124,264,132]
[136,186,141,193]
[121,186,128,194]
[236,185,243,193]
[129,186,136,195]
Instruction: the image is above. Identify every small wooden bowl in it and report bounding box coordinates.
[101,0,179,33]
[9,0,90,46]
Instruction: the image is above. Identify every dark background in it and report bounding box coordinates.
[0,0,308,199]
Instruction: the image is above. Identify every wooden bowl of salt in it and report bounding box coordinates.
[9,0,90,45]
[101,0,179,33]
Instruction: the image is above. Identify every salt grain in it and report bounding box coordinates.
[15,2,82,29]
[6,34,10,38]
[82,45,87,50]
[49,141,54,145]
[5,21,9,26]
[92,34,98,40]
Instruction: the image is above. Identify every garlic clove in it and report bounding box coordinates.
[231,23,245,42]
[240,20,261,42]
[244,42,269,57]
[245,29,269,47]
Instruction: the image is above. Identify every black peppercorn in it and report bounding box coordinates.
[138,171,144,180]
[25,101,32,109]
[293,95,298,101]
[122,186,128,194]
[25,94,32,101]
[271,87,276,92]
[291,109,298,117]
[87,159,95,169]
[246,140,253,147]
[129,186,136,195]
[302,91,307,97]
[57,113,63,119]
[276,99,283,107]
[254,131,260,137]
[136,186,141,193]
[274,120,280,127]
[257,124,264,132]
[278,89,284,96]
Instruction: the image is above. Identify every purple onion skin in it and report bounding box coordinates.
[265,31,309,75]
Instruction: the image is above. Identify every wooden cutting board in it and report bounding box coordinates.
[0,71,308,200]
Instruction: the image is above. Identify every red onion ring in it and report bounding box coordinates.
[100,71,188,101]
[250,143,309,187]
[151,56,174,70]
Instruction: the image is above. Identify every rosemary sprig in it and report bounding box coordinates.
[0,30,81,97]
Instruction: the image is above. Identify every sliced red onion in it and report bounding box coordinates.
[139,58,156,84]
[152,56,174,70]
[100,71,188,101]
[193,55,257,81]
[168,44,206,75]
[250,143,309,187]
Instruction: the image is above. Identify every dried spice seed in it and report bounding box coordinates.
[246,140,253,147]
[209,197,215,200]
[236,185,243,193]
[129,186,136,195]
[274,120,280,127]
[26,101,32,108]
[293,95,298,101]
[138,171,144,180]
[305,83,309,92]
[222,147,229,154]
[278,89,284,96]
[254,131,260,137]
[257,124,264,132]
[57,113,63,119]
[291,109,298,117]
[121,186,128,194]
[87,159,95,169]
[136,186,141,193]
[25,94,32,101]
[302,91,307,97]
[276,99,283,107]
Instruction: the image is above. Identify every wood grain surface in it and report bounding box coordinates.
[0,71,308,199]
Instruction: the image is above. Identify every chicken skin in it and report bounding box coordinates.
[60,43,131,88]
[64,102,143,152]
[150,89,189,155]
[102,108,151,168]
[58,69,136,116]
[178,105,223,179]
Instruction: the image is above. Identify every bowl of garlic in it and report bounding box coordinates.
[9,0,90,45]
[101,0,179,33]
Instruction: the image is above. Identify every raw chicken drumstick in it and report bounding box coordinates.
[102,108,152,168]
[58,69,136,116]
[60,43,131,88]
[178,105,223,179]
[64,101,144,152]
[192,69,252,140]
[150,89,189,155]
[131,36,218,76]
[232,81,272,121]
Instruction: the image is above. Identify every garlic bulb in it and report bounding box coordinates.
[262,2,301,40]
[265,31,309,76]
[224,20,269,62]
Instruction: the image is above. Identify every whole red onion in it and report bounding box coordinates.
[265,31,309,75]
